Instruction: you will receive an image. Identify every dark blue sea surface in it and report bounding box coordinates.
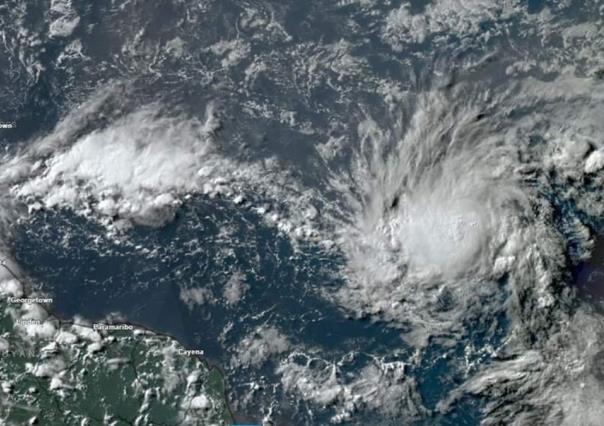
[11,196,475,424]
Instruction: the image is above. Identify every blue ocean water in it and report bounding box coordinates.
[10,190,518,424]
[13,196,473,424]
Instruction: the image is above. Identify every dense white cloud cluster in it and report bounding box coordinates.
[231,326,291,369]
[323,70,603,329]
[382,0,521,48]
[314,69,604,422]
[48,0,80,38]
[10,104,222,227]
[277,353,425,424]
[324,89,526,345]
[0,89,323,242]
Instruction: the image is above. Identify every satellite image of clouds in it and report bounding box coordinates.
[2,0,604,425]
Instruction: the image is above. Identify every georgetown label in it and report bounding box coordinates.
[8,297,53,304]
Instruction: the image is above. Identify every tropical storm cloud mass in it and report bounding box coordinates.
[1,0,604,425]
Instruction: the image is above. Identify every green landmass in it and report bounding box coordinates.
[0,279,233,426]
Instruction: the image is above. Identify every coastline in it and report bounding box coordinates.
[0,261,236,425]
